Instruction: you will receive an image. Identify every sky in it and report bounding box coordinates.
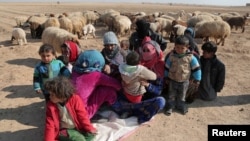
[0,0,249,6]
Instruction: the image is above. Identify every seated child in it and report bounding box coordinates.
[44,76,97,141]
[119,51,157,103]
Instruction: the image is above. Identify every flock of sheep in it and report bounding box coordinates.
[11,9,249,52]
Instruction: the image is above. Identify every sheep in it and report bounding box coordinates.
[68,15,87,39]
[187,15,214,27]
[226,16,247,33]
[166,10,185,20]
[58,16,73,33]
[44,17,60,29]
[155,17,173,37]
[26,15,48,38]
[169,24,187,42]
[82,23,96,40]
[11,28,27,45]
[112,15,132,37]
[41,27,79,55]
[14,16,29,28]
[149,22,161,33]
[83,10,100,25]
[195,20,231,46]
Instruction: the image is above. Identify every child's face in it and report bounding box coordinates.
[40,51,55,64]
[61,47,70,57]
[49,91,65,104]
[174,44,188,54]
[202,50,214,59]
[120,42,128,50]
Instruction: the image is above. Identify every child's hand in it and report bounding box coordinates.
[35,89,42,94]
[140,80,149,87]
[103,64,111,74]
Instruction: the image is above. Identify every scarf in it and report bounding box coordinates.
[64,41,79,63]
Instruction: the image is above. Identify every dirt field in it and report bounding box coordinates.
[0,2,249,141]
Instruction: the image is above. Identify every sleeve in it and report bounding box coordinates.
[215,62,225,92]
[153,33,167,51]
[190,56,201,81]
[164,56,171,78]
[146,77,164,96]
[140,66,157,81]
[73,95,96,133]
[33,65,41,91]
[44,103,58,141]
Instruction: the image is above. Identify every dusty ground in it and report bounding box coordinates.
[0,2,249,141]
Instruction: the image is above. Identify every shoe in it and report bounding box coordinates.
[164,108,172,116]
[181,107,188,115]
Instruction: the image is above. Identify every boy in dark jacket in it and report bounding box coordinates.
[198,41,225,101]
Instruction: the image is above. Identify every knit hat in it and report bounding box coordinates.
[73,49,105,74]
[103,31,119,45]
[184,27,195,38]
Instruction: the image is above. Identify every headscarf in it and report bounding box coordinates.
[73,50,105,74]
[102,31,124,65]
[62,41,81,63]
[139,36,164,78]
[136,19,150,39]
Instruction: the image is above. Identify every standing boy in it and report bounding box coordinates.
[164,35,201,116]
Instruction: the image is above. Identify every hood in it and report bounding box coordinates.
[119,63,143,83]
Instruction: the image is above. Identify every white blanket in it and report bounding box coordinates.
[92,110,140,141]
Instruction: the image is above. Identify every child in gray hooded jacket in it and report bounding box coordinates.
[119,51,157,103]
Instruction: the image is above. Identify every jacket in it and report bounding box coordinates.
[119,64,157,95]
[44,94,96,141]
[199,55,225,100]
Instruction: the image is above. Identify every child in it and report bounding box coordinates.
[44,76,97,141]
[33,44,65,102]
[120,40,131,60]
[164,35,201,116]
[119,51,157,103]
[57,55,72,78]
[197,41,225,101]
[60,40,82,65]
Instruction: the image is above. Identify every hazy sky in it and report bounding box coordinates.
[0,0,249,6]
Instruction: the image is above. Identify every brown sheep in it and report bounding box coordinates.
[226,16,247,33]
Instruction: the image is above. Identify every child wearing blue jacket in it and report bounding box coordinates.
[33,44,65,102]
[164,35,201,116]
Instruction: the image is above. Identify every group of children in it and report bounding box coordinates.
[33,19,225,141]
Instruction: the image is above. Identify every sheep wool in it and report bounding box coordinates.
[11,28,27,46]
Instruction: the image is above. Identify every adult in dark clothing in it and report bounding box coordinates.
[184,27,200,56]
[129,19,167,52]
[198,41,225,101]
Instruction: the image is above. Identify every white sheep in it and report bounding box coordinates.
[58,16,73,33]
[44,17,60,29]
[68,15,87,39]
[82,23,96,40]
[83,10,100,25]
[14,16,29,28]
[187,14,214,27]
[11,28,27,45]
[195,20,231,46]
[41,27,79,55]
[113,15,132,37]
[166,10,185,20]
[155,17,173,37]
